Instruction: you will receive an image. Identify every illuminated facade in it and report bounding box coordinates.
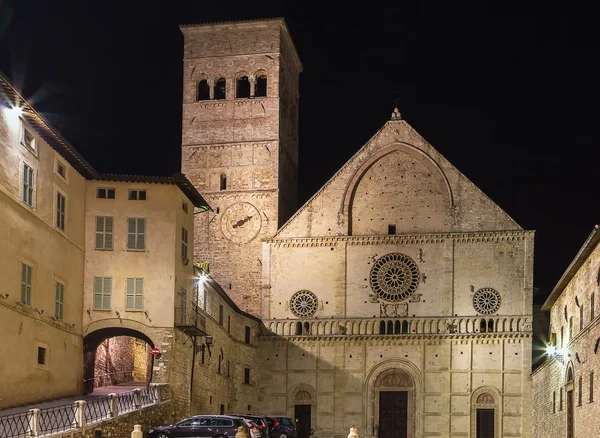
[532,226,600,438]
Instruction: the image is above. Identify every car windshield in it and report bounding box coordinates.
[277,418,294,426]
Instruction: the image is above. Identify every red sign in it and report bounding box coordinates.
[151,347,160,356]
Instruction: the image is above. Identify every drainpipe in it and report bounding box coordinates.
[190,335,197,410]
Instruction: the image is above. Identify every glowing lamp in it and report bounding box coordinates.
[546,345,556,356]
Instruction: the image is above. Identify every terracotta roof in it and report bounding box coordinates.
[0,72,98,179]
[96,173,211,210]
[542,225,600,311]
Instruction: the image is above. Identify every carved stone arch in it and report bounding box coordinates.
[364,359,423,438]
[289,383,317,432]
[470,386,502,438]
[342,142,454,235]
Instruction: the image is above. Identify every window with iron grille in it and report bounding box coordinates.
[127,218,146,250]
[21,263,32,305]
[553,391,556,413]
[244,368,250,384]
[93,276,112,310]
[126,277,144,310]
[23,163,34,207]
[227,315,231,333]
[56,191,66,231]
[560,388,563,410]
[95,216,114,250]
[219,305,224,325]
[182,227,188,259]
[476,409,494,438]
[128,189,146,200]
[55,282,64,320]
[97,187,115,199]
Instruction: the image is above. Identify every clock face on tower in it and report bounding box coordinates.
[221,202,262,244]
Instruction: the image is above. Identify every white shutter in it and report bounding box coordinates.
[105,217,113,250]
[126,278,135,309]
[135,278,143,309]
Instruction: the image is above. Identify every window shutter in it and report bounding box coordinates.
[137,219,145,249]
[105,217,113,249]
[21,264,27,303]
[104,278,111,309]
[135,278,143,309]
[94,277,103,309]
[127,218,136,249]
[126,278,135,309]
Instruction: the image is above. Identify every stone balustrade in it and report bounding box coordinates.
[263,315,532,337]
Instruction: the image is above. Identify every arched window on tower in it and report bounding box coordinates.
[197,80,210,101]
[236,76,250,98]
[480,319,487,333]
[255,74,267,97]
[394,321,400,334]
[402,320,409,334]
[214,78,226,100]
[220,173,227,191]
[488,319,494,332]
[379,321,386,334]
[295,322,302,335]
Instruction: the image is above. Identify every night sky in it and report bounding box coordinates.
[1,1,599,307]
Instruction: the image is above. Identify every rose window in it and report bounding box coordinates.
[473,288,502,314]
[369,253,420,302]
[290,290,318,317]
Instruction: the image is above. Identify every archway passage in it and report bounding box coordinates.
[83,328,154,394]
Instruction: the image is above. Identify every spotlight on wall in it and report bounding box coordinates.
[204,335,214,347]
[7,105,23,118]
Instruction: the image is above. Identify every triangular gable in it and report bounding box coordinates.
[274,117,521,239]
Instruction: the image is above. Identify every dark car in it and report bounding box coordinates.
[148,415,248,438]
[273,417,296,438]
[264,417,280,438]
[231,415,270,438]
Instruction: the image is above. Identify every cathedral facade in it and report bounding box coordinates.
[182,19,533,438]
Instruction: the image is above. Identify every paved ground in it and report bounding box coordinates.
[0,382,147,417]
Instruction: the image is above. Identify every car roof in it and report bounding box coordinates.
[188,415,242,419]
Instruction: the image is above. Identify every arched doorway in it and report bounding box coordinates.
[83,327,155,394]
[565,364,575,438]
[289,384,316,438]
[365,361,422,438]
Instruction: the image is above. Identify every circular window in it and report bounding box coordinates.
[290,290,318,318]
[370,253,420,302]
[473,288,502,314]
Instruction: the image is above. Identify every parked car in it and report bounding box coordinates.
[264,416,280,438]
[231,415,270,438]
[239,418,262,438]
[272,417,296,438]
[147,415,248,438]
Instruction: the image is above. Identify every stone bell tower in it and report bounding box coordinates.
[180,18,302,315]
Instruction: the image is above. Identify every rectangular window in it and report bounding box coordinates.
[127,218,146,250]
[580,305,584,331]
[561,327,564,348]
[95,216,114,250]
[21,122,36,152]
[56,191,66,231]
[97,187,115,199]
[244,368,250,384]
[128,189,147,200]
[388,224,396,235]
[23,163,34,207]
[560,388,563,410]
[182,202,188,213]
[37,346,46,365]
[56,161,66,179]
[227,360,230,377]
[126,277,144,310]
[93,277,112,310]
[201,344,205,364]
[21,263,32,305]
[591,372,594,403]
[245,326,251,344]
[553,391,556,413]
[227,315,231,333]
[579,376,583,406]
[592,293,595,320]
[55,282,64,320]
[219,305,224,326]
[182,227,188,259]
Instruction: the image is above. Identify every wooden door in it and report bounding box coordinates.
[379,391,408,438]
[476,409,494,438]
[295,405,311,438]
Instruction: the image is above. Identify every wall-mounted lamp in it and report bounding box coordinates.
[35,308,44,315]
[0,293,8,299]
[87,309,91,318]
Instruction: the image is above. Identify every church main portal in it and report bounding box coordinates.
[379,391,408,438]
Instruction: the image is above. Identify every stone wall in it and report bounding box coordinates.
[94,337,134,387]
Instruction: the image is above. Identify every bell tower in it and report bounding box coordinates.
[180,18,302,315]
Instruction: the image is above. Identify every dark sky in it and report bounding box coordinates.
[1,1,599,305]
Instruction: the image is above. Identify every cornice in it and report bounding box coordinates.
[259,332,531,344]
[266,230,534,248]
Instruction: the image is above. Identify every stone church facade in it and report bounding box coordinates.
[182,19,533,438]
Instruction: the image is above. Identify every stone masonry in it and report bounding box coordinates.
[181,19,302,316]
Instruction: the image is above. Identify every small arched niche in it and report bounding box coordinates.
[255,73,267,97]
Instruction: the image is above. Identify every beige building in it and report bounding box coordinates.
[532,225,600,438]
[0,73,93,409]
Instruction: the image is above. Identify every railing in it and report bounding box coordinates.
[0,383,168,438]
[175,305,206,333]
[264,315,532,337]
